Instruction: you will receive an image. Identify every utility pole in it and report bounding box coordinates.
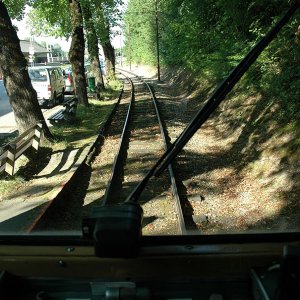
[155,0,160,81]
[120,32,123,67]
[128,22,131,70]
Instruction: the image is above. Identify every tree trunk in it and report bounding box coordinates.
[91,55,105,92]
[81,1,105,99]
[102,24,115,76]
[0,2,53,140]
[102,39,116,77]
[68,0,89,107]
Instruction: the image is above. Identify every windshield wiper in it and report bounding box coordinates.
[82,1,299,258]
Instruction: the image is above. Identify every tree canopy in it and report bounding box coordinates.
[2,0,31,20]
[28,0,71,38]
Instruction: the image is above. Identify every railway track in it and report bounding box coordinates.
[104,69,186,234]
[30,70,194,235]
[6,3,300,236]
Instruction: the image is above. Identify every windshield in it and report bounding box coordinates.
[0,1,299,240]
[28,68,48,81]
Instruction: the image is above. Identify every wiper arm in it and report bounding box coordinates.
[125,0,299,203]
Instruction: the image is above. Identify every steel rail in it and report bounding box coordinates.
[86,77,126,165]
[27,80,126,233]
[102,75,134,205]
[148,84,186,234]
[116,68,186,234]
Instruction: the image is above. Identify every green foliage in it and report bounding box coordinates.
[28,0,71,38]
[123,0,157,65]
[27,0,123,47]
[91,0,123,44]
[124,0,300,100]
[124,0,298,78]
[3,0,31,20]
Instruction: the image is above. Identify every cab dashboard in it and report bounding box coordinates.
[0,234,300,300]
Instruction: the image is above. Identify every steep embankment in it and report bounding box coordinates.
[131,62,299,233]
[172,67,298,232]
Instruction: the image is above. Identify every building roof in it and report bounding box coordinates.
[20,40,49,54]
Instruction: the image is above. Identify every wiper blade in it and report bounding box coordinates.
[125,0,299,204]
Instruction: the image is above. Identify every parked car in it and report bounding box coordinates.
[28,66,65,107]
[64,72,74,94]
[100,59,105,76]
[64,72,75,94]
[62,66,75,94]
[84,61,105,78]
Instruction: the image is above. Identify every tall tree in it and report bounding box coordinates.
[82,0,105,97]
[93,0,123,76]
[68,0,89,106]
[0,1,53,139]
[30,0,122,79]
[102,26,116,75]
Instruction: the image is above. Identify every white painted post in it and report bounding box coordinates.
[32,123,42,150]
[5,143,16,175]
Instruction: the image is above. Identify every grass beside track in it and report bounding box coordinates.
[0,87,120,200]
[50,98,117,151]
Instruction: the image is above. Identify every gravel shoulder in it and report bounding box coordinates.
[145,65,300,234]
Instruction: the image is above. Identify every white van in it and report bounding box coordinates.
[28,66,65,107]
